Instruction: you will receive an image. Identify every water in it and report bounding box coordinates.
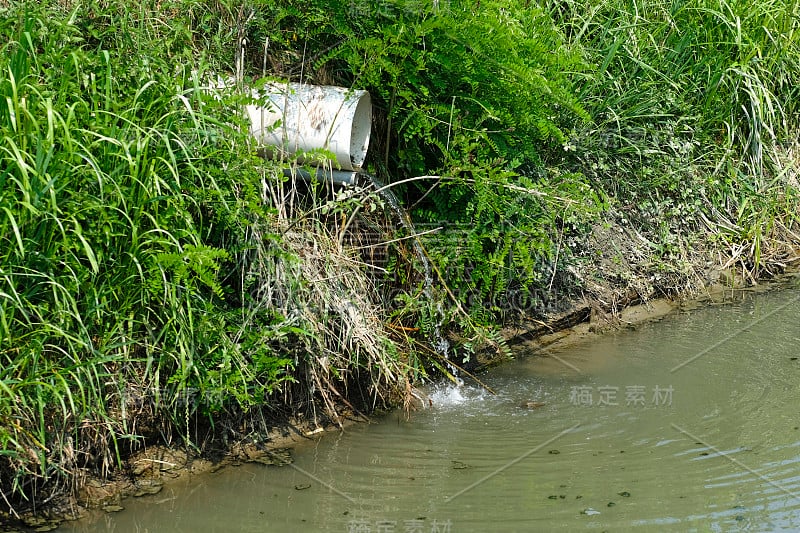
[60,284,800,532]
[367,175,452,362]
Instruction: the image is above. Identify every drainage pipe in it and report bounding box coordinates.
[281,167,359,186]
[245,82,371,184]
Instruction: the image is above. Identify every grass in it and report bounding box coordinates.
[546,0,800,278]
[0,1,419,514]
[2,0,800,519]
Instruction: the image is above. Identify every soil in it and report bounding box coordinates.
[3,218,799,531]
[504,270,800,358]
[0,413,368,531]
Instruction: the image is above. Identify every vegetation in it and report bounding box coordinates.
[550,0,800,282]
[0,0,410,513]
[249,0,800,316]
[1,0,798,517]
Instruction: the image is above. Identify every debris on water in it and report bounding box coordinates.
[548,449,560,455]
[548,495,559,500]
[521,401,546,409]
[451,460,471,470]
[294,484,311,490]
[607,502,616,507]
[102,505,124,513]
[581,508,601,516]
[618,491,631,498]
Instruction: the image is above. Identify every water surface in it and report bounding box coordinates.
[62,284,800,532]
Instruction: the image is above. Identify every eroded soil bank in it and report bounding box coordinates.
[0,412,368,531]
[5,253,798,531]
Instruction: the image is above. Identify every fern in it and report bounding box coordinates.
[155,244,229,298]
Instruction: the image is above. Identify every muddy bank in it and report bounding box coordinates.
[493,210,800,361]
[502,268,800,360]
[0,411,368,531]
[4,221,799,531]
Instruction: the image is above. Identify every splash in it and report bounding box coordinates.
[425,382,488,409]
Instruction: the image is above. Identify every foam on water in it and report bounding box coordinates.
[424,382,488,409]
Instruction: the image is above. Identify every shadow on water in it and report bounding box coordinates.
[60,285,800,532]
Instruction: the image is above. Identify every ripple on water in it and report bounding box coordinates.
[57,287,800,532]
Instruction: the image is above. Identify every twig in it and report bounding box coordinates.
[386,323,420,332]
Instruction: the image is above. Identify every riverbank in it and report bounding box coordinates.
[507,270,800,360]
[50,285,800,532]
[0,408,370,531]
[490,207,800,362]
[2,0,800,525]
[4,257,799,531]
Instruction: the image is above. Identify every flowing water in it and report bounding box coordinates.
[60,283,800,532]
[367,174,452,361]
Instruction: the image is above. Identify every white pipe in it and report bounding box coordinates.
[281,167,358,186]
[246,82,372,179]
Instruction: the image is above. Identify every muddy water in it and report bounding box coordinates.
[61,286,800,532]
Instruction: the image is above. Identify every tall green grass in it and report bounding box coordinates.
[0,1,237,504]
[546,0,800,274]
[0,1,413,512]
